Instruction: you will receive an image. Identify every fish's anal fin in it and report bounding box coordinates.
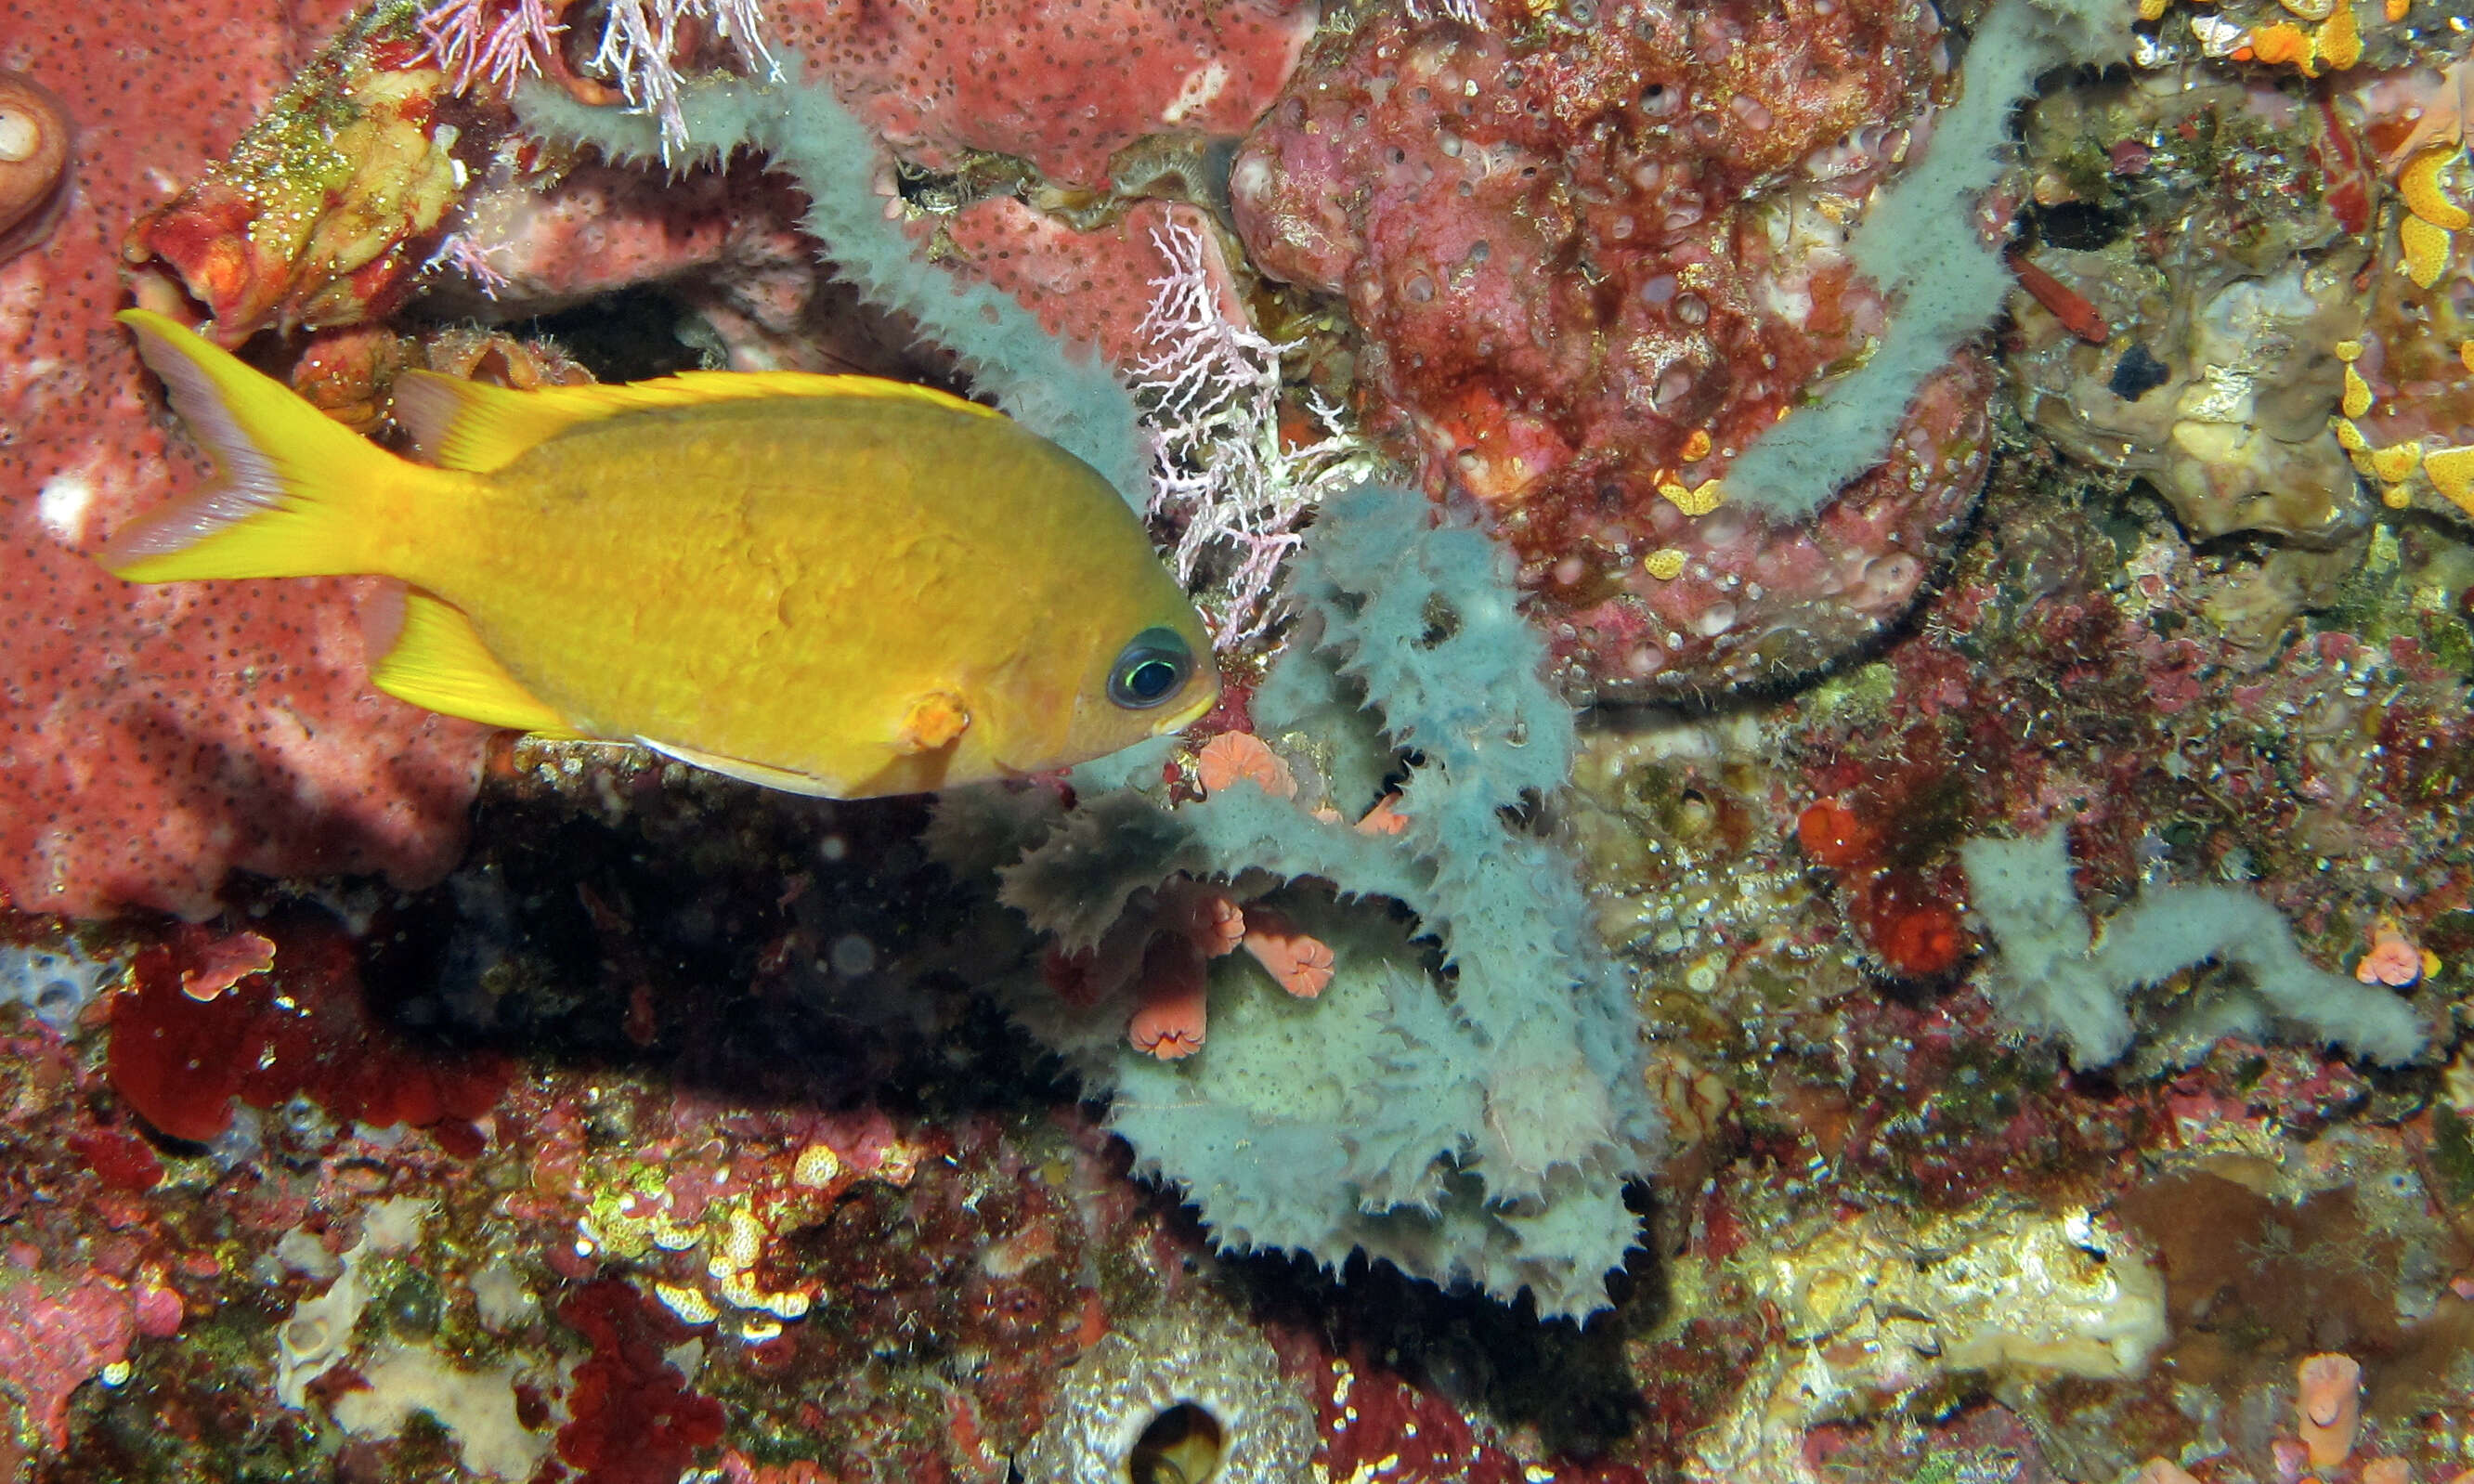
[896,692,971,755]
[634,736,850,798]
[369,589,581,736]
[392,367,1001,475]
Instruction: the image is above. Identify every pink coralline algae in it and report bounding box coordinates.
[123,0,1294,414]
[436,161,815,321]
[938,199,1249,369]
[0,1269,138,1451]
[438,3,1274,372]
[441,175,1242,378]
[0,0,488,922]
[1230,0,1995,697]
[415,0,1314,190]
[717,0,1314,190]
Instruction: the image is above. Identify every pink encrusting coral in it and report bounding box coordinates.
[416,0,1315,189]
[0,0,489,921]
[938,200,1249,371]
[0,1269,141,1451]
[0,0,1324,925]
[711,0,1315,189]
[1230,0,1995,697]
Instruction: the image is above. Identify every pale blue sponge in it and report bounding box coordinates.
[1960,825,2426,1069]
[1723,0,2130,519]
[985,486,1661,1321]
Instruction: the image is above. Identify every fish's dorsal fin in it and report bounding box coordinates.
[634,735,852,798]
[391,368,1002,474]
[366,586,585,736]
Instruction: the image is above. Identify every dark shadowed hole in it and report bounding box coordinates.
[501,286,710,383]
[2029,199,2126,251]
[1128,1401,1225,1484]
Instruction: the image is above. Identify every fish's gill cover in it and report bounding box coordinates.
[0,0,488,920]
[965,487,1663,1320]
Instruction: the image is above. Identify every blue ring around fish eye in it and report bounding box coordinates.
[1109,628,1193,709]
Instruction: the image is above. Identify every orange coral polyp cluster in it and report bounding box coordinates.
[1042,870,1339,1062]
[2298,1351,2363,1469]
[1129,933,1212,1060]
[2355,915,2439,987]
[1195,731,1296,799]
[1035,733,1379,1059]
[1795,797,1970,980]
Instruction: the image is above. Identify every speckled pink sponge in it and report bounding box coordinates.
[0,0,487,920]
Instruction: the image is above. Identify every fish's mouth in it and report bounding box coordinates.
[1152,674,1221,735]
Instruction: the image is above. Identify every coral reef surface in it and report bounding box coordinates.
[6,0,2474,1483]
[1231,0,1995,696]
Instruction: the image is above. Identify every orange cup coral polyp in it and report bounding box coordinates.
[0,71,70,258]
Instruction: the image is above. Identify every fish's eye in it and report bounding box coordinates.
[1108,627,1194,709]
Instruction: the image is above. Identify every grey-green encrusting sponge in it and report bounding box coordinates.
[514,59,1660,1318]
[1723,0,2133,519]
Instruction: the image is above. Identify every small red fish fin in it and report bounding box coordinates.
[2006,253,2111,345]
[369,588,583,736]
[102,310,420,582]
[392,367,1000,474]
[633,735,851,797]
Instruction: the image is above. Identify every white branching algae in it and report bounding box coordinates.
[1015,1308,1313,1484]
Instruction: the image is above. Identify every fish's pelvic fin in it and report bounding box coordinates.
[634,736,850,798]
[102,309,423,583]
[368,588,582,736]
[393,367,999,475]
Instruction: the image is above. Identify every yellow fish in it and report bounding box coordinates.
[103,310,1217,797]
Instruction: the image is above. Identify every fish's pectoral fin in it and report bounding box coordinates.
[634,736,851,798]
[367,587,582,736]
[895,692,971,755]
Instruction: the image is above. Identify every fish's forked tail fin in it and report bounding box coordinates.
[101,309,426,584]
